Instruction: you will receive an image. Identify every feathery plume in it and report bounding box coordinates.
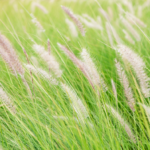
[115,60,135,111]
[64,36,71,41]
[31,14,45,33]
[122,1,134,14]
[110,24,121,44]
[120,17,141,41]
[122,29,135,45]
[61,83,89,121]
[139,103,150,122]
[126,13,147,28]
[0,87,16,113]
[97,16,102,24]
[31,56,39,66]
[83,14,103,30]
[107,7,113,20]
[138,0,150,17]
[78,16,94,28]
[106,22,114,47]
[111,79,117,100]
[61,6,85,36]
[0,46,16,75]
[117,45,150,98]
[82,14,96,23]
[142,0,150,9]
[33,44,62,78]
[25,64,57,85]
[31,2,48,14]
[81,48,107,91]
[0,34,24,76]
[65,18,78,37]
[82,14,103,30]
[117,4,124,14]
[57,43,94,89]
[106,104,136,143]
[0,34,31,95]
[138,6,142,17]
[99,8,110,21]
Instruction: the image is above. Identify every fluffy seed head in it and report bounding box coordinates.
[120,17,141,41]
[25,64,58,85]
[0,34,24,76]
[31,2,48,14]
[61,83,89,121]
[106,104,136,143]
[115,60,135,111]
[81,48,107,91]
[117,45,150,98]
[79,14,103,30]
[99,8,110,21]
[31,14,45,33]
[65,18,78,37]
[0,87,16,113]
[122,29,135,45]
[61,6,85,36]
[57,43,94,89]
[33,44,62,78]
[126,13,147,28]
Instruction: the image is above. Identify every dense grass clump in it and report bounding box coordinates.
[0,0,150,149]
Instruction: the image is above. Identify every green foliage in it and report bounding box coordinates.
[0,0,150,149]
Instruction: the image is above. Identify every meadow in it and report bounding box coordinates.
[0,0,150,149]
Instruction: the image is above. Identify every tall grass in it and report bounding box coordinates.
[0,0,150,149]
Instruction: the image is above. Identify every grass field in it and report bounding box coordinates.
[0,0,150,149]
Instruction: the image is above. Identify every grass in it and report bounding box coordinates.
[0,0,150,149]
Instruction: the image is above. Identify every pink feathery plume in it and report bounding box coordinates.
[0,34,32,96]
[31,2,48,14]
[0,34,24,76]
[61,6,85,36]
[57,43,94,89]
[0,46,16,75]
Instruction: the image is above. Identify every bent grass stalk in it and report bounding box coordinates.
[0,34,32,96]
[58,43,95,89]
[61,5,85,36]
[106,104,136,143]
